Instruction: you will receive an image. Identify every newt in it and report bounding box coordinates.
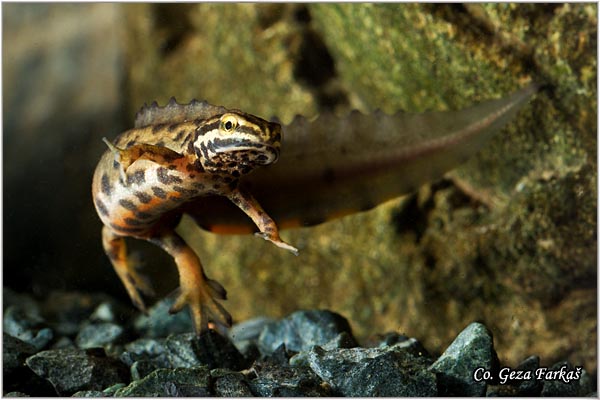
[91,84,537,334]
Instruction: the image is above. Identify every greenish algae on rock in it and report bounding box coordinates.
[122,4,596,371]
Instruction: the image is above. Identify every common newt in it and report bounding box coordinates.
[91,84,537,333]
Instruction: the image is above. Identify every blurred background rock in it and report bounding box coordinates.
[3,3,596,373]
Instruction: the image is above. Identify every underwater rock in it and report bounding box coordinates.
[25,348,128,395]
[257,310,357,355]
[430,322,499,396]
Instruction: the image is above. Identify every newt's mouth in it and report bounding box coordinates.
[214,143,279,165]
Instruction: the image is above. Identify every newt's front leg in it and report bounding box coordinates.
[227,188,299,256]
[148,232,232,333]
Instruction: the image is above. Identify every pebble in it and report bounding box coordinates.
[114,366,210,397]
[514,355,543,395]
[133,297,194,338]
[228,316,274,356]
[248,361,331,397]
[41,292,115,336]
[25,347,129,395]
[3,306,54,351]
[75,322,125,349]
[257,309,358,355]
[296,342,436,396]
[165,330,250,371]
[429,322,499,396]
[211,370,255,397]
[3,333,56,395]
[540,361,594,396]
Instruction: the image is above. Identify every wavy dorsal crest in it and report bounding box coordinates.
[134,97,229,128]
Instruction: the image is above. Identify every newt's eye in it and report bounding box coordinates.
[221,115,237,133]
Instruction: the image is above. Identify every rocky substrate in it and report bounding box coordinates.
[3,288,595,397]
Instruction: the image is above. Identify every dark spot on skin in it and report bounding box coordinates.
[124,217,144,226]
[168,164,177,170]
[193,161,205,172]
[127,139,136,147]
[232,170,240,178]
[197,120,221,136]
[126,273,137,287]
[204,161,217,168]
[113,160,119,169]
[134,191,152,203]
[193,182,205,190]
[152,186,167,199]
[135,211,153,219]
[207,140,216,153]
[172,186,197,197]
[322,168,335,184]
[110,223,145,234]
[260,216,272,226]
[168,195,181,201]
[119,199,138,211]
[101,174,112,196]
[168,124,178,132]
[157,167,183,185]
[188,174,196,179]
[127,169,146,185]
[156,140,165,147]
[175,130,186,141]
[235,126,261,136]
[95,199,109,216]
[200,142,210,160]
[228,181,237,191]
[152,123,166,134]
[187,141,195,155]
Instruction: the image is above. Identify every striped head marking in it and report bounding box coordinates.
[194,112,282,175]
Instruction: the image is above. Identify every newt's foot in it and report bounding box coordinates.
[120,267,155,313]
[169,277,232,334]
[255,232,299,256]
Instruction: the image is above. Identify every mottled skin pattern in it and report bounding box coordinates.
[92,105,297,333]
[92,86,536,335]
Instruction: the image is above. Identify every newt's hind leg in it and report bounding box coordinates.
[148,231,231,334]
[102,226,155,312]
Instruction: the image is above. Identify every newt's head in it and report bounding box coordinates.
[193,112,282,176]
